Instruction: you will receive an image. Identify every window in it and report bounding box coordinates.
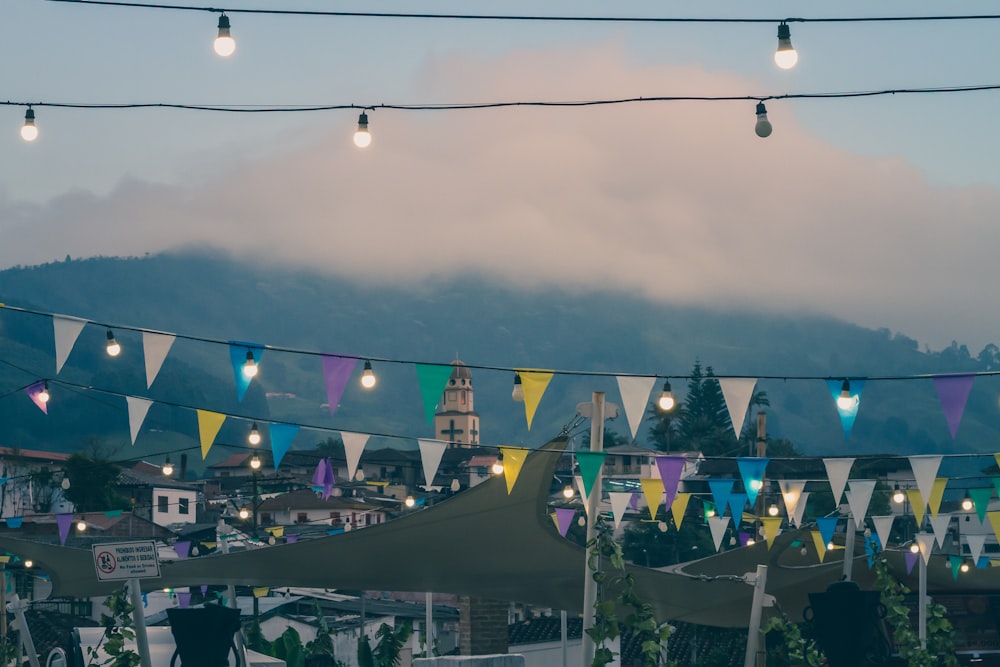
[157,496,168,513]
[260,512,272,525]
[178,498,189,515]
[297,512,308,524]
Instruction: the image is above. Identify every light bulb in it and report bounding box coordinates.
[242,350,258,378]
[827,541,835,551]
[38,382,50,404]
[214,14,236,57]
[353,112,371,148]
[511,372,524,402]
[577,515,586,527]
[356,469,366,481]
[404,495,415,508]
[749,479,763,491]
[836,380,855,411]
[248,423,261,446]
[768,503,779,517]
[239,507,250,520]
[250,455,262,471]
[491,459,504,475]
[783,491,798,505]
[61,476,70,490]
[360,360,377,389]
[24,560,32,569]
[657,380,675,411]
[705,507,716,518]
[451,478,460,492]
[754,102,772,138]
[961,563,970,573]
[106,329,121,357]
[21,108,38,142]
[962,496,974,511]
[562,485,574,499]
[163,458,174,476]
[774,22,798,70]
[746,538,756,546]
[910,543,920,554]
[76,520,87,532]
[658,521,668,533]
[800,546,808,557]
[893,485,905,504]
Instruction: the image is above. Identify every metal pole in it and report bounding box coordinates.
[918,552,927,648]
[742,565,768,667]
[842,516,856,581]
[581,392,606,667]
[425,591,434,656]
[560,610,568,667]
[127,579,152,667]
[0,563,7,639]
[9,594,39,667]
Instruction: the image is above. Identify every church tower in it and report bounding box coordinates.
[434,359,480,448]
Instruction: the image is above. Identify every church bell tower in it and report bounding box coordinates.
[434,359,480,447]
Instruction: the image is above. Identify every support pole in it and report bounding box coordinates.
[127,579,152,667]
[425,591,434,656]
[217,520,249,665]
[842,516,856,581]
[918,553,928,649]
[561,610,568,667]
[581,391,606,667]
[742,565,768,667]
[9,595,39,667]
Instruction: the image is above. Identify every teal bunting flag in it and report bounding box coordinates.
[826,379,865,439]
[708,479,734,517]
[229,342,264,403]
[415,364,455,424]
[736,457,769,507]
[970,488,993,523]
[816,516,838,546]
[575,452,606,500]
[270,423,299,470]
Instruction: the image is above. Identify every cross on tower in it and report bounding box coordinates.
[441,419,464,441]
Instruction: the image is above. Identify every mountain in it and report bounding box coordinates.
[0,251,996,471]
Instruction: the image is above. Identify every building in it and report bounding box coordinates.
[255,488,392,529]
[0,447,72,519]
[118,461,200,528]
[433,359,480,447]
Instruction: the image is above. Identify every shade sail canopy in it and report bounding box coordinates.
[2,436,998,628]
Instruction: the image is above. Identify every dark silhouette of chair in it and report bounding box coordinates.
[167,604,243,667]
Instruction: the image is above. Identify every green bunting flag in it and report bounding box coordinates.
[576,451,606,500]
[416,364,455,424]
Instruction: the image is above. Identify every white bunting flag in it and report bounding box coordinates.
[718,378,758,437]
[709,515,732,552]
[417,439,447,487]
[916,532,935,565]
[778,480,806,524]
[53,315,87,374]
[930,514,952,549]
[967,534,987,565]
[143,331,176,388]
[341,431,370,483]
[616,376,656,440]
[870,515,895,553]
[909,455,943,508]
[126,396,153,446]
[609,492,633,529]
[823,458,855,505]
[792,491,810,528]
[845,480,877,523]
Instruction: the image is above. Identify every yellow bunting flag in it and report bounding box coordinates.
[550,513,558,531]
[928,478,947,519]
[265,526,285,538]
[200,541,216,549]
[761,517,783,549]
[988,511,1000,543]
[499,446,529,494]
[811,530,828,562]
[995,453,1000,473]
[518,370,553,430]
[671,493,691,530]
[907,489,927,527]
[252,587,269,598]
[196,410,227,459]
[640,477,665,521]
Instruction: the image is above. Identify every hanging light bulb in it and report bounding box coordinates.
[562,485,574,499]
[826,541,835,551]
[450,478,460,492]
[961,562,970,573]
[37,381,50,404]
[242,350,258,379]
[214,14,236,57]
[774,22,798,70]
[767,503,779,517]
[746,538,756,546]
[353,112,372,148]
[360,360,377,389]
[250,455,262,471]
[239,507,250,520]
[909,542,920,554]
[61,476,70,490]
[162,457,174,477]
[511,372,524,402]
[23,560,32,569]
[76,519,87,532]
[105,329,121,357]
[491,452,504,475]
[657,380,675,411]
[754,102,772,138]
[836,379,855,411]
[893,484,905,504]
[404,495,415,508]
[248,422,262,446]
[962,495,974,511]
[21,107,38,142]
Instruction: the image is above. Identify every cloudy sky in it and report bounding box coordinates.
[3,1,999,351]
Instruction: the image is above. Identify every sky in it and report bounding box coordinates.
[2,1,1000,352]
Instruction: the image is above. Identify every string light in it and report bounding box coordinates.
[657,380,675,411]
[962,494,974,511]
[214,14,236,57]
[76,519,87,532]
[239,507,250,520]
[767,503,779,517]
[892,485,905,504]
[353,112,371,148]
[23,560,32,569]
[162,457,174,476]
[105,329,121,357]
[450,478,460,492]
[754,102,772,138]
[961,562,970,573]
[511,372,524,402]
[37,381,50,404]
[360,360,377,389]
[492,452,505,475]
[404,495,415,508]
[774,22,798,69]
[562,485,574,499]
[248,422,262,446]
[242,350,258,379]
[250,454,262,471]
[836,379,855,411]
[21,107,38,142]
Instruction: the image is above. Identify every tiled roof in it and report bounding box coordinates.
[0,447,71,462]
[256,488,386,512]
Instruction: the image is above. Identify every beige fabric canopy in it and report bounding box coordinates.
[1,437,995,628]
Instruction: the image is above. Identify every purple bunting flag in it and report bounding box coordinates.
[322,356,358,416]
[656,456,686,507]
[554,507,576,537]
[56,513,73,545]
[933,374,975,439]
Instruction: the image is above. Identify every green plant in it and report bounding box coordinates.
[86,587,140,667]
[245,619,271,655]
[586,516,672,667]
[763,615,824,667]
[305,601,336,657]
[357,635,374,667]
[270,628,306,667]
[372,623,411,667]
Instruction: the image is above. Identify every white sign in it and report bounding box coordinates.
[92,541,161,581]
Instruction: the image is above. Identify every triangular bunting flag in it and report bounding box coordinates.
[909,455,942,507]
[949,555,963,580]
[142,331,175,389]
[823,458,855,505]
[177,592,191,608]
[269,424,299,470]
[517,370,553,430]
[576,451,605,501]
[728,493,748,521]
[845,480,877,523]
[56,513,73,546]
[52,315,87,374]
[341,432,369,483]
[173,541,191,559]
[25,381,49,414]
[609,492,632,529]
[708,479,735,517]
[196,410,226,459]
[415,364,454,424]
[655,456,686,507]
[554,507,575,537]
[778,480,806,525]
[736,457,769,507]
[322,356,358,416]
[905,549,919,574]
[811,531,828,562]
[870,515,895,553]
[229,342,264,402]
[616,376,656,441]
[967,534,987,565]
[708,516,731,552]
[417,439,447,487]
[719,378,758,437]
[928,478,947,519]
[761,517,782,549]
[930,514,951,548]
[639,478,665,521]
[499,446,529,494]
[826,379,865,438]
[970,488,993,523]
[322,458,335,499]
[816,516,838,547]
[907,489,927,527]
[792,491,810,528]
[574,476,589,512]
[126,396,153,446]
[916,532,935,565]
[933,374,975,439]
[671,493,691,530]
[988,511,1000,543]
